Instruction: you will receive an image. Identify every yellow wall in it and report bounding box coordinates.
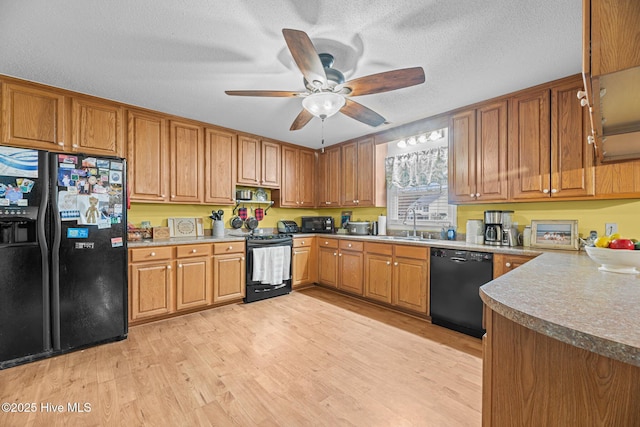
[457,199,640,238]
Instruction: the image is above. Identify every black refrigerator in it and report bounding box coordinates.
[0,145,127,369]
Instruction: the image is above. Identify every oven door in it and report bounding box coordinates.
[244,237,293,303]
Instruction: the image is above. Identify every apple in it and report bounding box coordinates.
[609,238,636,250]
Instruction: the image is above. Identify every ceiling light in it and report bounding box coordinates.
[302,92,346,119]
[397,139,407,148]
[407,137,417,145]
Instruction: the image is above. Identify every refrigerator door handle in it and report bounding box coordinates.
[49,155,62,351]
[38,153,52,351]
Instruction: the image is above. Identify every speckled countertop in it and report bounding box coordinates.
[128,232,640,367]
[480,251,640,367]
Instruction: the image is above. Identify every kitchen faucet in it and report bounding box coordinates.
[403,207,418,237]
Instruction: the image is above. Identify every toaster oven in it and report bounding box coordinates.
[300,216,334,233]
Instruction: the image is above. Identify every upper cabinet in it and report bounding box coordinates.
[317,145,341,206]
[449,100,508,203]
[1,82,66,151]
[71,97,124,157]
[509,76,594,200]
[204,128,237,205]
[237,135,281,188]
[127,109,169,203]
[274,145,316,208]
[169,120,204,203]
[341,137,386,207]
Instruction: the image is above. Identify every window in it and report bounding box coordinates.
[385,128,456,231]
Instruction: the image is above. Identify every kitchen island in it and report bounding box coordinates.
[479,251,640,426]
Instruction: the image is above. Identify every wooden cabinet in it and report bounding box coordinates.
[212,241,246,303]
[204,128,237,204]
[237,135,281,188]
[275,145,316,207]
[341,137,376,206]
[317,238,339,288]
[509,76,594,200]
[1,82,66,150]
[587,0,640,77]
[129,246,174,322]
[127,109,169,202]
[71,96,124,157]
[175,244,211,311]
[493,253,536,278]
[364,242,428,314]
[594,159,640,197]
[449,101,508,203]
[169,120,204,203]
[338,240,364,295]
[317,145,341,206]
[292,237,316,288]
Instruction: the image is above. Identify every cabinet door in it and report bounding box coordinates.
[339,250,364,295]
[204,128,237,204]
[298,148,316,207]
[292,246,311,288]
[317,146,341,206]
[595,159,640,197]
[2,82,65,150]
[237,135,260,186]
[261,139,281,188]
[550,79,594,198]
[280,145,299,207]
[317,246,339,288]
[130,261,174,321]
[341,141,358,206]
[127,109,169,202]
[71,97,124,157]
[393,256,428,313]
[509,89,551,200]
[493,254,535,279]
[169,120,204,203]
[476,100,509,201]
[176,256,211,310]
[449,109,477,203]
[213,253,246,303]
[356,137,375,206]
[364,253,393,304]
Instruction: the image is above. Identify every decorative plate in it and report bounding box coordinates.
[255,188,267,201]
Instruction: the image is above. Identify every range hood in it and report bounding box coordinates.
[593,67,640,162]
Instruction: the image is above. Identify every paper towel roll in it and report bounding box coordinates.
[378,215,387,236]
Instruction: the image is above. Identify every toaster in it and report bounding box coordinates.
[277,220,299,233]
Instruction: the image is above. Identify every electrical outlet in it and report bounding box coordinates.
[605,223,618,235]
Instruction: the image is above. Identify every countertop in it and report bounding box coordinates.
[128,232,640,367]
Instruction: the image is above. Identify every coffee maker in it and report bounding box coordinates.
[484,210,502,246]
[501,210,517,246]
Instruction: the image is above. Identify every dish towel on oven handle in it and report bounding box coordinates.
[252,246,291,285]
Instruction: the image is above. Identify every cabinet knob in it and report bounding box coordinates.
[167,265,172,270]
[386,261,391,265]
[241,257,245,261]
[161,194,165,198]
[394,262,398,266]
[542,189,549,194]
[551,189,558,194]
[505,262,512,268]
[348,243,352,248]
[72,144,78,148]
[469,193,475,198]
[301,241,305,245]
[150,252,156,257]
[324,241,329,245]
[356,200,359,204]
[228,246,233,250]
[178,264,183,268]
[353,200,356,203]
[475,193,480,197]
[296,201,300,205]
[58,142,64,146]
[171,195,175,198]
[191,249,197,253]
[333,252,337,256]
[300,201,304,205]
[338,253,342,257]
[325,201,331,205]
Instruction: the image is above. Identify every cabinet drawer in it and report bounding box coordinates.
[213,241,245,254]
[340,240,363,251]
[293,237,314,248]
[130,246,173,262]
[394,245,428,260]
[176,244,212,258]
[318,238,339,249]
[364,242,393,256]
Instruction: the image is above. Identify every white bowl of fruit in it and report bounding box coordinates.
[584,235,640,274]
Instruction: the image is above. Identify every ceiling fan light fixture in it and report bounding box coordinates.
[407,137,417,145]
[397,139,407,148]
[302,92,345,119]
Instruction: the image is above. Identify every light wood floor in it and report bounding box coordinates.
[0,287,482,427]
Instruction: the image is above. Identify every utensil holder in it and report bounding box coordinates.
[213,220,225,238]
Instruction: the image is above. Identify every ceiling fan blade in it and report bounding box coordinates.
[225,90,304,97]
[340,99,386,127]
[282,28,327,88]
[343,67,425,96]
[290,109,314,131]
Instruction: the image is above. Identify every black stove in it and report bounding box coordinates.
[244,234,293,303]
[246,234,293,244]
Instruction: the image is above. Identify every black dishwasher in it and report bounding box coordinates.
[429,248,493,338]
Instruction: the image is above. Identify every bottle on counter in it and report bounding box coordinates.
[523,225,531,247]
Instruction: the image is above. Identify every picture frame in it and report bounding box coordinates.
[530,220,579,250]
[341,210,352,229]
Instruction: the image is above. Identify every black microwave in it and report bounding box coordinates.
[301,216,334,233]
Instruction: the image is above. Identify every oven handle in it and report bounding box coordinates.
[254,283,287,292]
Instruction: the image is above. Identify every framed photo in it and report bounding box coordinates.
[341,210,352,228]
[530,220,579,250]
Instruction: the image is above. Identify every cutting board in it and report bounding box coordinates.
[167,217,204,238]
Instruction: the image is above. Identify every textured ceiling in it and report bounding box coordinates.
[0,0,582,149]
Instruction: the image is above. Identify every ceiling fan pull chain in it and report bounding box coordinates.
[321,118,326,153]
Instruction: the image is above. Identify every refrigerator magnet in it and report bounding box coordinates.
[58,154,78,164]
[110,161,123,170]
[111,237,123,248]
[109,170,122,184]
[96,159,110,168]
[82,157,97,167]
[67,228,89,238]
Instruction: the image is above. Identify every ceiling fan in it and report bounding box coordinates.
[225,29,426,131]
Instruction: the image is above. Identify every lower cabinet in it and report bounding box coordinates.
[364,242,428,314]
[317,238,339,288]
[129,241,246,325]
[292,237,316,288]
[338,240,364,295]
[493,253,536,278]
